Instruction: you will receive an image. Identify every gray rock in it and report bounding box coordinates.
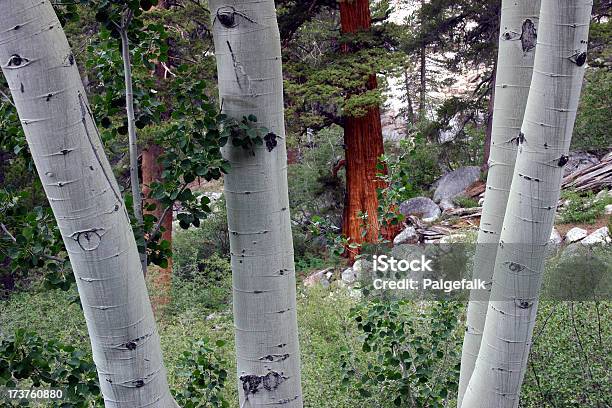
[399,197,441,221]
[393,226,419,245]
[304,268,333,288]
[581,227,610,246]
[439,198,455,211]
[433,166,481,203]
[352,259,371,278]
[595,189,612,202]
[564,152,599,176]
[341,268,358,284]
[605,204,612,216]
[565,227,588,243]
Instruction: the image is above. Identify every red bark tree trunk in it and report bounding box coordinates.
[339,0,393,259]
[144,0,172,308]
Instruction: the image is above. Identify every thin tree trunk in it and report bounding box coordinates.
[461,1,592,407]
[208,1,303,406]
[119,14,147,274]
[0,1,177,407]
[404,66,415,125]
[419,0,426,119]
[481,62,496,170]
[419,46,426,118]
[339,0,388,258]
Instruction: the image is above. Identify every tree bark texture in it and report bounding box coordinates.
[339,0,387,257]
[209,0,303,406]
[0,2,176,407]
[462,1,592,407]
[457,1,541,405]
[144,0,173,309]
[142,143,173,306]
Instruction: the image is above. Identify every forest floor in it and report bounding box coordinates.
[1,244,610,407]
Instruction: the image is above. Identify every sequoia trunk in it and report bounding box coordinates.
[208,0,303,406]
[457,1,540,405]
[462,1,592,407]
[339,0,387,256]
[0,1,176,407]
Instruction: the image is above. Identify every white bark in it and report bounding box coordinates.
[208,1,303,407]
[462,1,592,407]
[119,12,147,274]
[457,1,540,405]
[0,1,176,407]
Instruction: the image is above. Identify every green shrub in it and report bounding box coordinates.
[340,300,462,407]
[521,302,611,407]
[559,190,612,224]
[173,198,229,280]
[573,69,612,152]
[166,254,232,316]
[452,196,479,208]
[287,126,344,262]
[0,329,101,407]
[172,339,229,408]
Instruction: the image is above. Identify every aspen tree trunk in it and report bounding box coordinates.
[339,0,388,258]
[462,1,592,407]
[0,2,177,407]
[481,63,496,170]
[119,14,147,275]
[457,2,540,405]
[208,1,303,406]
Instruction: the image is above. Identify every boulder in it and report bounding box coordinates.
[564,152,599,176]
[439,198,455,212]
[303,268,333,288]
[341,268,358,284]
[595,189,611,202]
[352,258,372,278]
[393,226,419,245]
[605,204,612,216]
[565,227,588,243]
[581,227,610,246]
[433,166,481,203]
[399,197,441,221]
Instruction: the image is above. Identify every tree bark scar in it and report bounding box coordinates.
[259,353,290,362]
[507,262,525,272]
[70,228,105,251]
[215,6,256,28]
[5,54,29,68]
[240,371,288,398]
[569,51,587,66]
[515,299,533,309]
[264,132,278,152]
[520,19,537,52]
